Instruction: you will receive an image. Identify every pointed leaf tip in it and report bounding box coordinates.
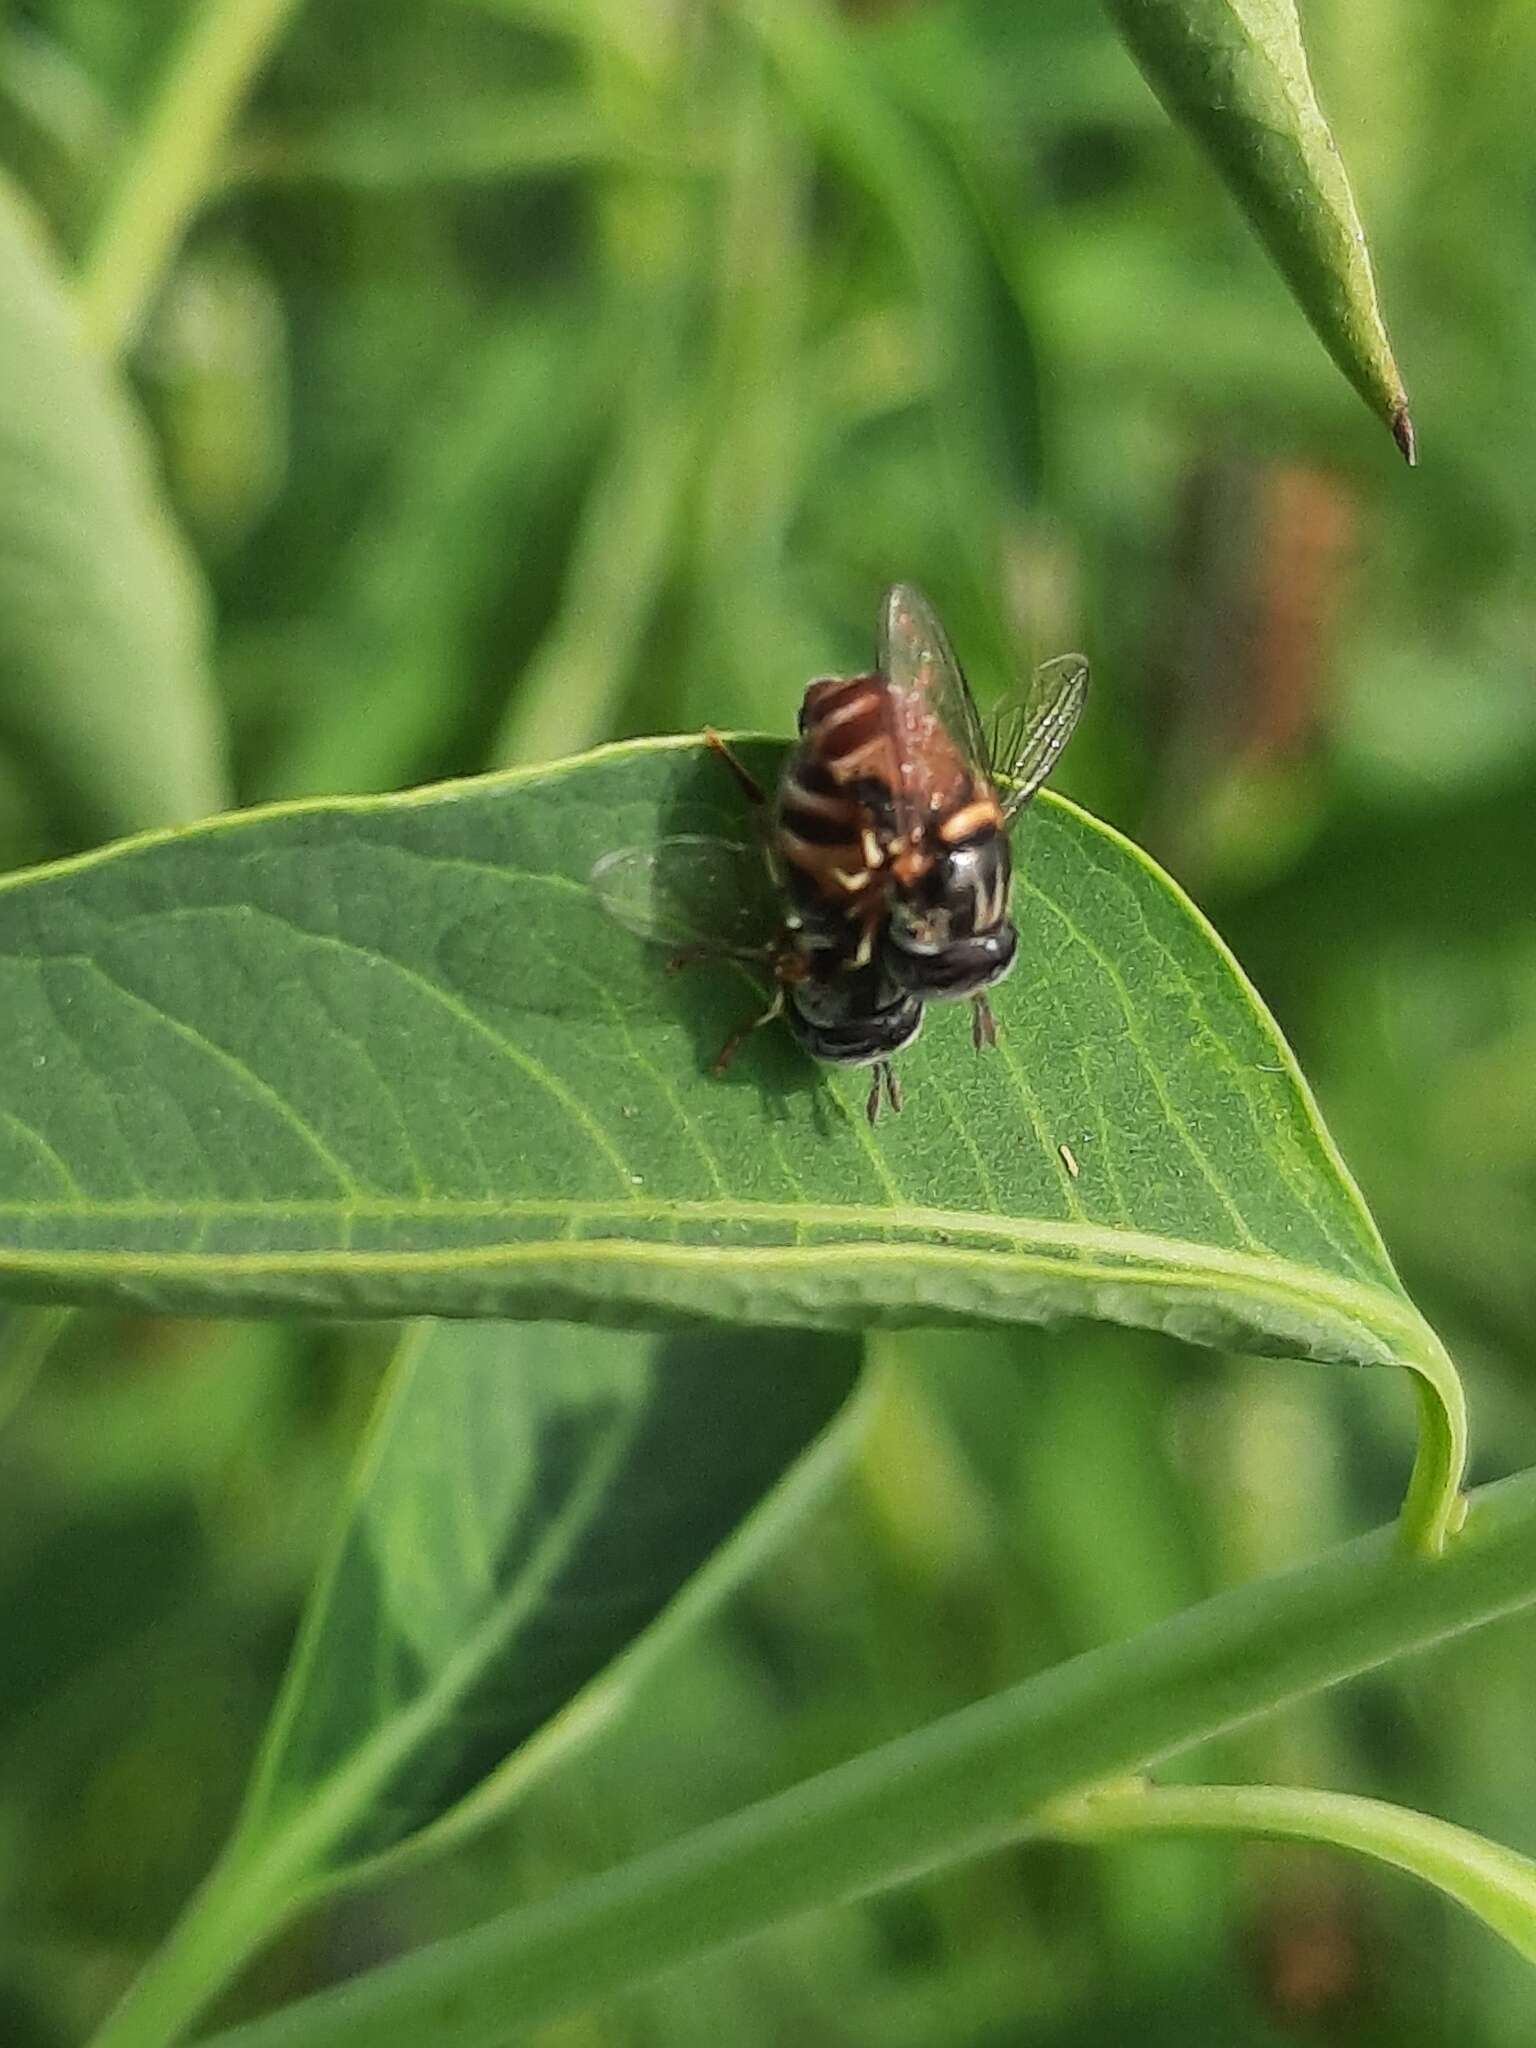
[1391,403,1418,467]
[1102,0,1411,448]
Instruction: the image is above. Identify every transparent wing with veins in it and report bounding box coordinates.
[878,581,988,771]
[879,581,1088,824]
[988,652,1089,822]
[590,836,778,959]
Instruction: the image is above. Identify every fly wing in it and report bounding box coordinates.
[990,653,1089,821]
[875,582,993,847]
[878,582,989,769]
[589,836,777,957]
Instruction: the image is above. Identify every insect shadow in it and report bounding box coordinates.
[602,736,846,1133]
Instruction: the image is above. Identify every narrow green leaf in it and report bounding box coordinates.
[1100,0,1415,457]
[194,1469,1536,2048]
[241,1319,857,1878]
[745,0,1023,575]
[0,176,227,838]
[231,97,706,189]
[90,1317,860,2048]
[1039,1780,1536,1967]
[490,350,700,768]
[0,735,1463,1546]
[77,0,308,358]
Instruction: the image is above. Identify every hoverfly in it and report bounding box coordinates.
[591,584,1087,1122]
[589,830,924,1123]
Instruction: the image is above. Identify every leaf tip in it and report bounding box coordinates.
[1390,402,1418,468]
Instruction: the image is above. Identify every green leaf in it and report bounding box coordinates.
[490,331,701,769]
[0,175,227,838]
[232,94,700,189]
[193,1467,1536,2048]
[243,1319,857,1878]
[1100,0,1415,458]
[0,734,1462,1546]
[77,0,308,358]
[89,1316,860,2048]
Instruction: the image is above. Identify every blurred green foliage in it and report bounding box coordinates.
[1,1,1534,2042]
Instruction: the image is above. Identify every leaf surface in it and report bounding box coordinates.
[0,176,227,837]
[0,738,1422,1332]
[0,733,1462,1539]
[1100,0,1414,456]
[237,1317,858,1886]
[90,1315,861,2048]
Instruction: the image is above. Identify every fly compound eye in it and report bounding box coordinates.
[929,838,1011,939]
[884,921,1018,1000]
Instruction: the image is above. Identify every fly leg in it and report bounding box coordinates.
[667,943,723,973]
[658,931,788,1073]
[667,938,775,975]
[865,1060,904,1123]
[712,985,785,1076]
[971,995,998,1051]
[704,727,767,808]
[710,940,805,1075]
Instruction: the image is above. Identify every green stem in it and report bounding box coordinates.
[78,0,308,357]
[88,1840,307,2048]
[201,1468,1536,2048]
[1038,1780,1536,1964]
[1397,1327,1468,1558]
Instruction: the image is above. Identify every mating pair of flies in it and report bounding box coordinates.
[593,585,1088,1122]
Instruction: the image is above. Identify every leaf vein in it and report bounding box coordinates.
[0,1104,85,1198]
[1015,877,1265,1253]
[71,953,363,1198]
[1072,839,1378,1279]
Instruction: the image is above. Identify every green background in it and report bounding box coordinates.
[2,2,1535,2042]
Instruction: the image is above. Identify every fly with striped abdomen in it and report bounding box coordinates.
[590,813,921,1126]
[781,584,1088,1051]
[590,584,1087,1121]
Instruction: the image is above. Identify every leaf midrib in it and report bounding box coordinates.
[0,1195,1421,1350]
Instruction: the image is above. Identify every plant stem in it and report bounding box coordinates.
[1037,1780,1536,1964]
[1398,1329,1469,1557]
[88,1841,306,2048]
[201,1467,1536,2048]
[78,0,308,358]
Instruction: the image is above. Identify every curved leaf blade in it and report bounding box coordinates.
[0,734,1463,1542]
[90,1317,861,2048]
[0,737,1420,1328]
[1100,0,1415,457]
[240,1318,859,1877]
[0,175,227,837]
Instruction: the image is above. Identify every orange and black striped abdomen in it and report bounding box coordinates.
[797,670,1005,879]
[780,669,1011,931]
[773,674,899,941]
[774,751,882,919]
[797,673,903,793]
